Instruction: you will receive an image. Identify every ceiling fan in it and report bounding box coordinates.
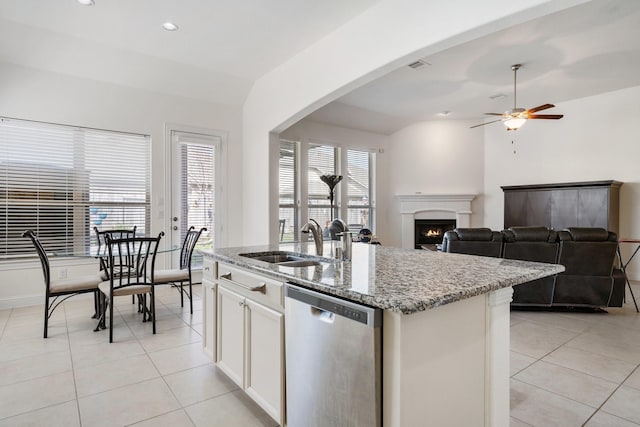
[470,64,563,131]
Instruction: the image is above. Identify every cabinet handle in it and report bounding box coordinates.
[220,272,267,294]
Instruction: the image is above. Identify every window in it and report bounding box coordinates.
[307,144,336,234]
[0,117,150,258]
[279,140,298,242]
[278,140,376,243]
[346,149,374,232]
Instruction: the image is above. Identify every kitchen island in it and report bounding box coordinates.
[200,242,564,427]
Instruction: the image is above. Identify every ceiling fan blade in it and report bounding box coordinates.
[528,114,564,119]
[470,119,502,129]
[526,104,555,113]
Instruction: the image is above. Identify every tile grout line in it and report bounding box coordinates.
[580,363,640,426]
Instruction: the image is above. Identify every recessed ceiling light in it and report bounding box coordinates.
[162,22,179,31]
[438,111,451,117]
[76,0,95,5]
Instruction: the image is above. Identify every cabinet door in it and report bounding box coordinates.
[201,281,216,361]
[504,191,527,228]
[525,190,552,227]
[578,187,609,228]
[551,189,578,231]
[245,299,284,424]
[216,285,245,388]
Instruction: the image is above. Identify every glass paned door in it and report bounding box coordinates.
[170,131,218,267]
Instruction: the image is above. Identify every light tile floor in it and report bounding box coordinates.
[2,283,640,426]
[510,282,640,426]
[0,285,277,427]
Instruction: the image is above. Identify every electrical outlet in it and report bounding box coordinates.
[58,268,68,280]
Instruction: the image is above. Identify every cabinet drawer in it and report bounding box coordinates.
[203,257,216,282]
[218,263,283,310]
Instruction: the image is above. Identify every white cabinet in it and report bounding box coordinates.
[201,257,217,361]
[245,299,283,419]
[217,284,246,387]
[216,263,284,425]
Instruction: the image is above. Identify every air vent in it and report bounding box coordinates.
[408,60,431,70]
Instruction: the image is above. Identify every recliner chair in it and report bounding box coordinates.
[503,226,558,307]
[554,227,625,307]
[441,228,503,257]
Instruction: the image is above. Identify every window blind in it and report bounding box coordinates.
[307,144,336,230]
[0,117,150,258]
[346,149,374,230]
[279,140,297,242]
[177,139,215,263]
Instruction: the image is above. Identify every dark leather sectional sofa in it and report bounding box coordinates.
[441,226,625,309]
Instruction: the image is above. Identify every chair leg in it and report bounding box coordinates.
[180,282,184,307]
[43,295,49,339]
[151,288,156,335]
[92,291,98,319]
[94,292,108,332]
[108,294,114,343]
[189,281,193,314]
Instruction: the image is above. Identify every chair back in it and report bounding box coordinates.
[95,226,137,272]
[502,226,558,306]
[442,228,503,257]
[179,227,207,271]
[22,230,51,288]
[94,226,137,248]
[557,227,618,276]
[105,232,163,290]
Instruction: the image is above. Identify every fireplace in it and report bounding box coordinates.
[414,219,456,248]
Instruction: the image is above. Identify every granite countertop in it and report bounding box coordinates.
[200,242,564,314]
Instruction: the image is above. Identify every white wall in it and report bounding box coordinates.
[242,0,583,245]
[280,119,391,243]
[483,85,640,279]
[386,119,485,247]
[0,62,243,308]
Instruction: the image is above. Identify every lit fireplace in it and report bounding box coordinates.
[414,219,456,249]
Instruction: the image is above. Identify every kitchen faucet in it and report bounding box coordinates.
[300,219,323,256]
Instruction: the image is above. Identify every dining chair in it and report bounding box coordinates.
[153,226,207,314]
[22,230,101,338]
[93,226,137,273]
[95,232,163,342]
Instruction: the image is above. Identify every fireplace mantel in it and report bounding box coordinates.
[396,194,476,249]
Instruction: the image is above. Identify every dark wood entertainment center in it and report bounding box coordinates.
[501,180,622,234]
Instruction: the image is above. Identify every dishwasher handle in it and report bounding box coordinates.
[285,283,381,327]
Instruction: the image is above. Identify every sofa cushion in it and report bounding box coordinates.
[454,228,495,241]
[505,226,557,243]
[564,227,611,242]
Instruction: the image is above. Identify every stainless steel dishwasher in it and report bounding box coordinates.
[285,283,382,427]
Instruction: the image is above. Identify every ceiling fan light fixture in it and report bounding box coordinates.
[504,117,526,130]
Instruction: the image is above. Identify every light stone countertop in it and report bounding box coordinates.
[200,242,564,314]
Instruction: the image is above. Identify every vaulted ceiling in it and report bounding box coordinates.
[2,1,639,135]
[308,0,640,134]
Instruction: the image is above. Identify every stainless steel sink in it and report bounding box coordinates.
[239,251,325,267]
[277,259,321,267]
[240,251,305,263]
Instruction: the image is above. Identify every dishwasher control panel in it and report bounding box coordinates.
[285,283,381,327]
[333,304,366,323]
